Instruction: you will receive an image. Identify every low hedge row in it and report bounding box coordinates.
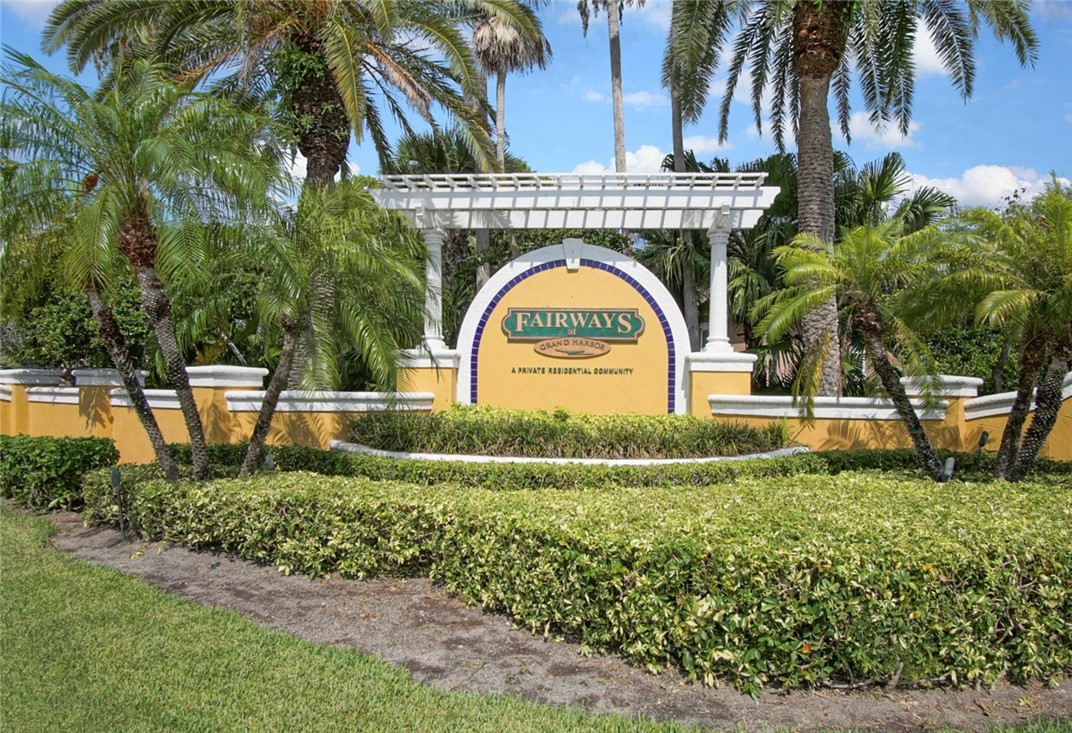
[0,435,118,509]
[351,405,788,459]
[81,470,1072,693]
[165,442,1072,490]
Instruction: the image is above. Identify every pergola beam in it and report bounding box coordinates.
[372,173,780,357]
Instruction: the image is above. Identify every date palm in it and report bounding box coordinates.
[668,0,1037,396]
[924,179,1072,481]
[0,52,284,481]
[239,179,424,476]
[755,220,950,481]
[44,0,539,181]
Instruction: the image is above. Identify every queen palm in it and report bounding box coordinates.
[44,1,539,181]
[668,0,1036,396]
[754,220,949,481]
[0,53,284,481]
[579,0,645,173]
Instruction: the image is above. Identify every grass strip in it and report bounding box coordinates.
[0,506,683,733]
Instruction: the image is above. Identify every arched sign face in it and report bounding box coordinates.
[455,240,690,414]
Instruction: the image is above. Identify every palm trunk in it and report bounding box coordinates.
[1007,350,1068,482]
[117,207,209,481]
[671,92,701,350]
[240,325,297,477]
[994,342,1051,479]
[135,265,210,481]
[858,313,945,482]
[86,288,180,482]
[607,0,626,174]
[495,71,507,173]
[475,229,491,290]
[793,1,850,397]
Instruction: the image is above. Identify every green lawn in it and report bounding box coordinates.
[0,506,682,733]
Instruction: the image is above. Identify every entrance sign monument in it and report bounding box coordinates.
[372,173,781,416]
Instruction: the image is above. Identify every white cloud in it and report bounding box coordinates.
[1065,110,1072,123]
[682,135,731,154]
[912,22,949,78]
[571,144,668,174]
[622,90,666,108]
[636,0,672,30]
[583,88,667,108]
[1034,0,1072,22]
[909,166,1071,208]
[0,0,59,26]
[840,112,920,149]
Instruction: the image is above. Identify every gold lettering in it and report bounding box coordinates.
[618,313,631,334]
[554,312,568,329]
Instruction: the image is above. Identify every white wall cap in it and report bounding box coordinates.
[0,385,11,401]
[0,369,64,385]
[109,388,181,410]
[331,440,810,466]
[185,365,268,388]
[686,351,759,372]
[73,368,148,387]
[899,375,983,398]
[399,348,461,370]
[225,390,435,413]
[26,387,80,405]
[709,394,947,421]
[964,371,1072,420]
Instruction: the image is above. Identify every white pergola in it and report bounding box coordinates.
[372,172,780,356]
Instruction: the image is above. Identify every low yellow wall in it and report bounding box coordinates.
[2,367,1069,464]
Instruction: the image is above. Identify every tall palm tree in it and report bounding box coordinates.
[239,179,424,476]
[473,3,551,172]
[44,1,539,182]
[668,0,1037,396]
[924,179,1072,481]
[0,53,284,481]
[754,220,950,481]
[579,0,645,173]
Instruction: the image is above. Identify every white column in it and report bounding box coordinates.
[423,228,447,350]
[705,226,732,352]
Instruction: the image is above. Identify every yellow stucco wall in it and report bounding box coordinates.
[473,266,672,415]
[689,372,753,415]
[229,411,371,450]
[964,397,1072,461]
[398,367,456,412]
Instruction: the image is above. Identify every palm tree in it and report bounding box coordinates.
[579,0,645,173]
[473,3,551,172]
[0,53,284,481]
[754,220,950,481]
[927,179,1072,481]
[44,1,540,182]
[668,0,1037,396]
[239,179,424,476]
[0,159,181,480]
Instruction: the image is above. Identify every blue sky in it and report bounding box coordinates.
[3,0,1070,208]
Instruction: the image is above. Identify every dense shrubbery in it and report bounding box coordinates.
[81,470,1072,693]
[0,435,118,509]
[163,442,1071,490]
[350,405,788,459]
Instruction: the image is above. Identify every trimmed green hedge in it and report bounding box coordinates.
[81,470,1072,693]
[0,435,118,510]
[351,405,787,459]
[163,442,1072,491]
